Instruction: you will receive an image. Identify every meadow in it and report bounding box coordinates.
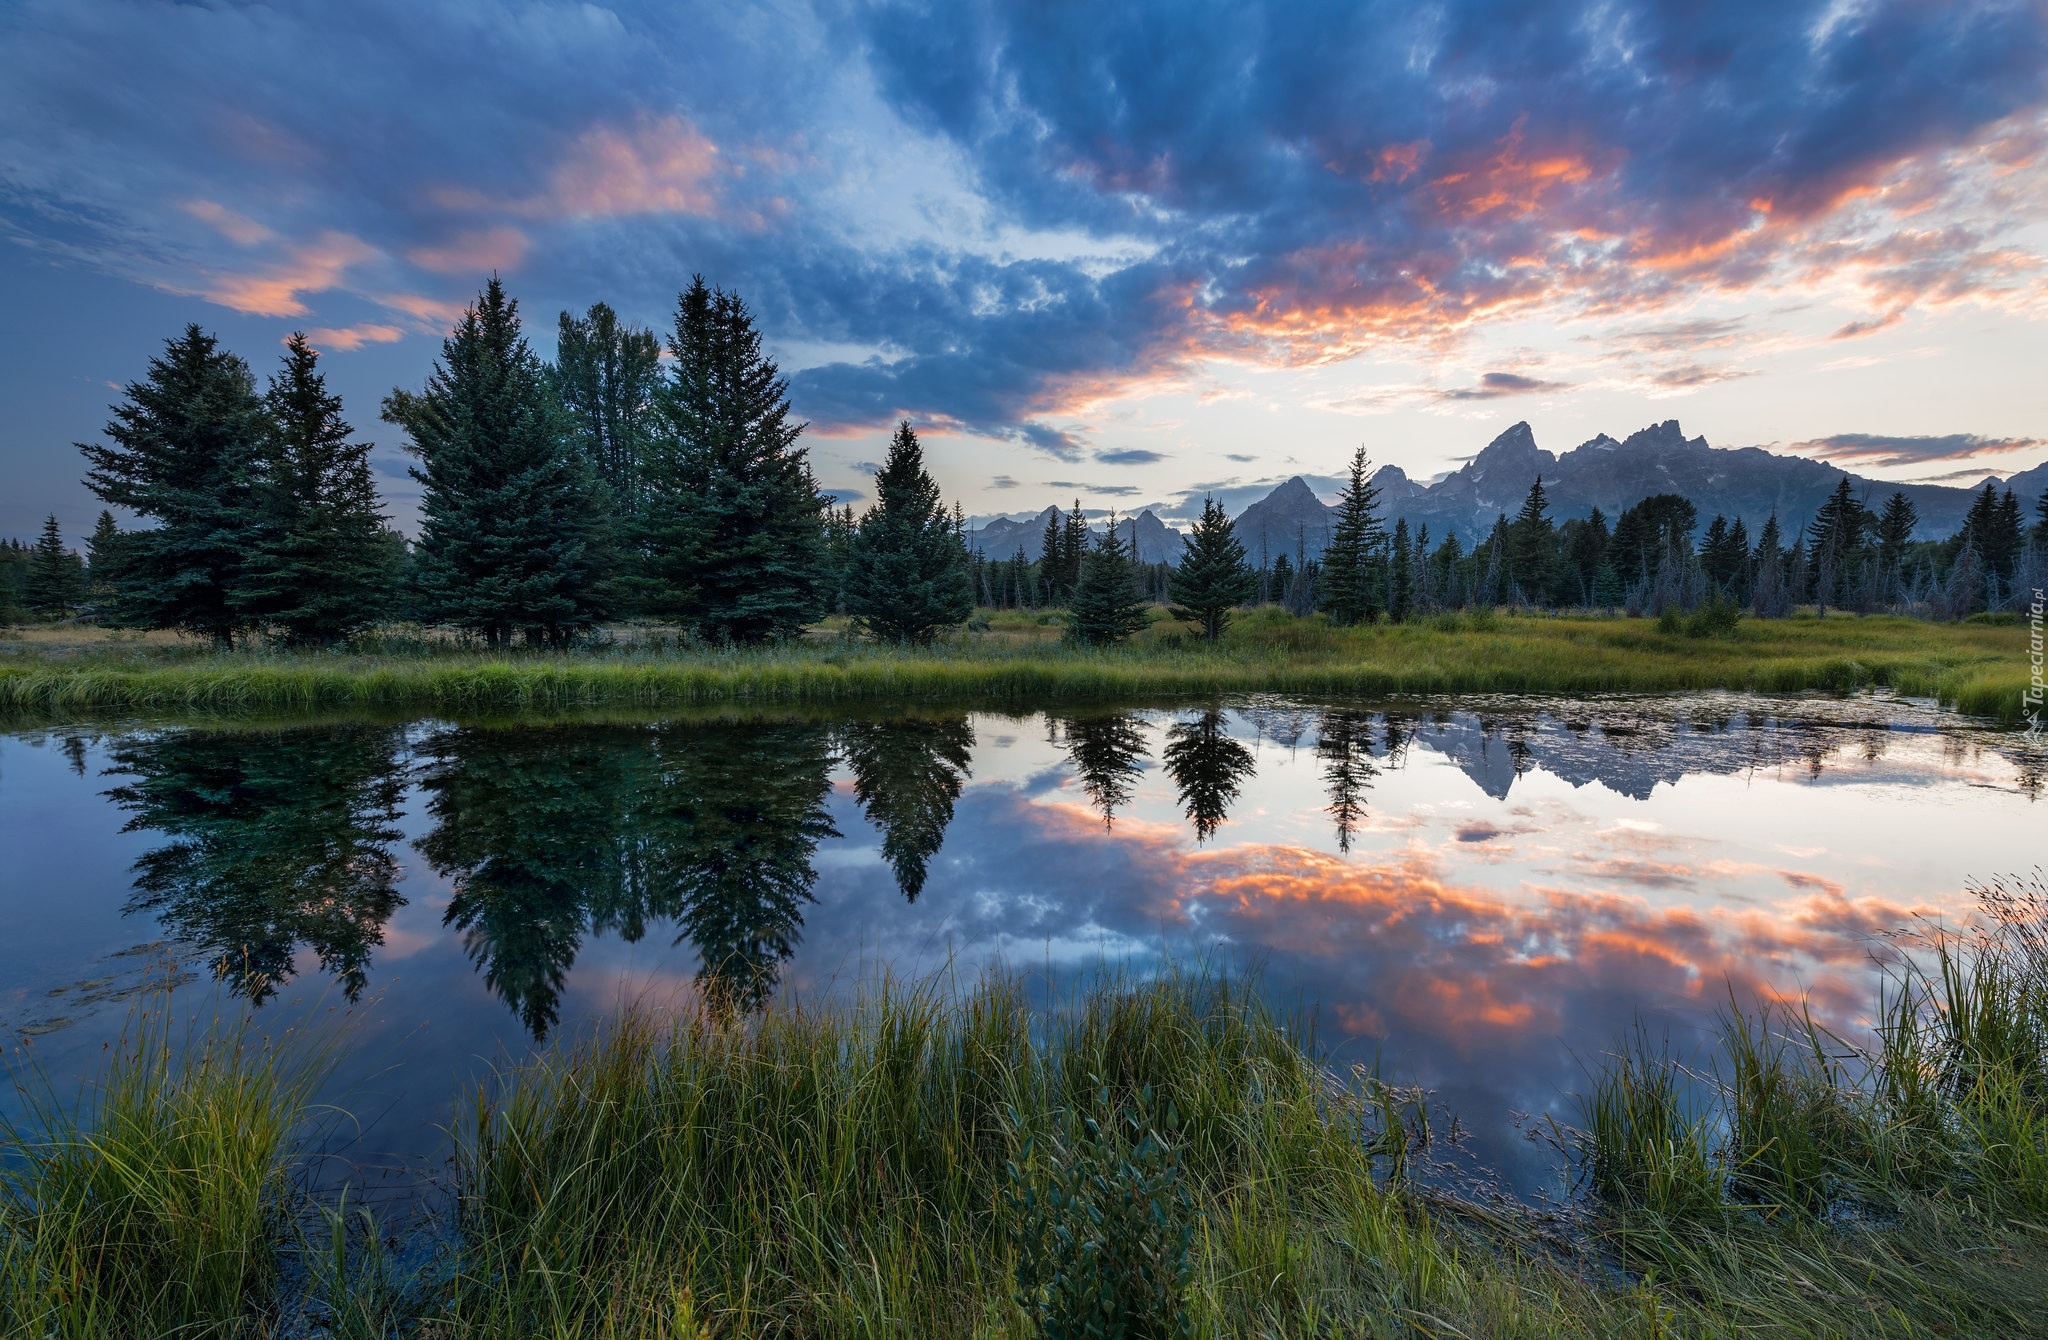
[4,876,2047,1337]
[0,605,2034,725]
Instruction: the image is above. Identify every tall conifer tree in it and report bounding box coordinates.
[238,334,391,644]
[637,276,824,641]
[80,325,267,646]
[25,514,84,618]
[1318,447,1385,624]
[1067,510,1149,645]
[553,302,661,510]
[844,421,973,643]
[85,510,125,612]
[1168,496,1254,640]
[385,278,606,647]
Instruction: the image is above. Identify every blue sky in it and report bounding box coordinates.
[5,0,2047,542]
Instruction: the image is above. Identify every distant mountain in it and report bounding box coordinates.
[967,421,2047,566]
[966,506,1185,565]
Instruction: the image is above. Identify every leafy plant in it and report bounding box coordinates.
[1006,1084,1196,1340]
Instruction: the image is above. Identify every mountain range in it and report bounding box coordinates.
[966,419,2048,565]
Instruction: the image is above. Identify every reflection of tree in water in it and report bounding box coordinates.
[639,724,838,1018]
[1316,709,1380,853]
[1162,709,1255,842]
[105,726,405,1004]
[414,726,642,1037]
[414,721,838,1033]
[1054,714,1150,830]
[840,717,974,900]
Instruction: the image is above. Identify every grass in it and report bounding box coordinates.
[0,997,325,1338]
[0,605,2035,725]
[9,902,2048,1336]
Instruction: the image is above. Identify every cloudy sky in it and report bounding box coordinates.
[4,0,2047,541]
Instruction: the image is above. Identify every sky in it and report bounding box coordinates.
[4,0,2048,544]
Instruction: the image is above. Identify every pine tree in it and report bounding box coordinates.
[553,302,662,511]
[85,509,125,612]
[635,276,824,641]
[844,421,974,643]
[1506,477,1554,604]
[0,540,27,626]
[1269,553,1294,609]
[1388,517,1415,621]
[1990,488,2025,582]
[1056,713,1148,829]
[1039,509,1066,604]
[79,325,267,646]
[1067,509,1149,646]
[1168,496,1254,640]
[386,278,606,647]
[1876,492,1917,604]
[1316,709,1379,853]
[25,514,84,618]
[1318,447,1385,624]
[1061,502,1088,600]
[234,334,392,644]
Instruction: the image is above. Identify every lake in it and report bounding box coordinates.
[1,692,2040,1200]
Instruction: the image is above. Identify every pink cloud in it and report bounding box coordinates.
[182,199,273,246]
[302,323,406,352]
[406,226,531,275]
[200,231,378,317]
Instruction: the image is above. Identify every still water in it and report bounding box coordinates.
[1,694,2040,1195]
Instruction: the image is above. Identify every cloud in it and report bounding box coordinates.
[1795,432,2045,467]
[990,475,1021,489]
[1225,453,1256,462]
[303,323,406,352]
[1095,447,1164,464]
[200,232,379,317]
[405,226,530,276]
[1434,371,1570,402]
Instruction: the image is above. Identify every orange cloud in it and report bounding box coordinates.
[182,199,273,246]
[434,114,726,222]
[200,231,378,317]
[302,323,405,352]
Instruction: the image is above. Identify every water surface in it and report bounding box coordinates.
[1,693,2039,1196]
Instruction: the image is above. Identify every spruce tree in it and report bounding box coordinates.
[1507,477,1555,604]
[844,421,974,643]
[0,541,26,626]
[25,514,84,618]
[1318,447,1385,625]
[80,325,267,646]
[1269,553,1294,608]
[841,716,974,900]
[553,301,661,510]
[1990,488,2025,582]
[1040,508,1067,603]
[385,278,606,647]
[1061,502,1088,601]
[1388,517,1415,621]
[1067,509,1149,645]
[1876,492,1917,603]
[85,510,125,612]
[1168,496,1254,640]
[236,334,392,644]
[637,276,824,641]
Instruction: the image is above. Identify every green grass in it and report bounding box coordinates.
[10,931,2048,1336]
[1,606,2035,725]
[0,1000,325,1338]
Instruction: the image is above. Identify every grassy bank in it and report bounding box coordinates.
[6,880,2048,1337]
[1,607,2035,725]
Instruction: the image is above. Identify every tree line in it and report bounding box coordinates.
[9,273,2047,639]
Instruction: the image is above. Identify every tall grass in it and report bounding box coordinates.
[1,608,2035,724]
[0,1000,325,1338]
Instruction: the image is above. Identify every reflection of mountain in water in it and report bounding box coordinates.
[1398,699,2042,801]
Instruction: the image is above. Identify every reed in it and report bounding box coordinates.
[1,608,2033,725]
[0,998,325,1338]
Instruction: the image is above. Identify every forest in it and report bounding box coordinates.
[5,275,2046,649]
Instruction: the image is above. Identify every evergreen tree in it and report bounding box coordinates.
[1699,515,1744,591]
[1564,508,1610,604]
[25,514,84,618]
[637,276,825,641]
[841,716,974,900]
[1067,509,1150,645]
[85,509,125,611]
[1319,447,1385,624]
[1876,492,1917,603]
[1991,488,2026,582]
[1269,553,1294,608]
[1163,708,1255,842]
[1807,476,1871,612]
[0,540,27,625]
[236,334,391,644]
[386,278,607,647]
[1168,496,1254,640]
[1388,517,1415,621]
[553,301,662,510]
[844,421,974,643]
[1316,709,1379,853]
[1040,509,1067,604]
[1507,477,1555,603]
[80,325,267,646]
[1061,502,1088,600]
